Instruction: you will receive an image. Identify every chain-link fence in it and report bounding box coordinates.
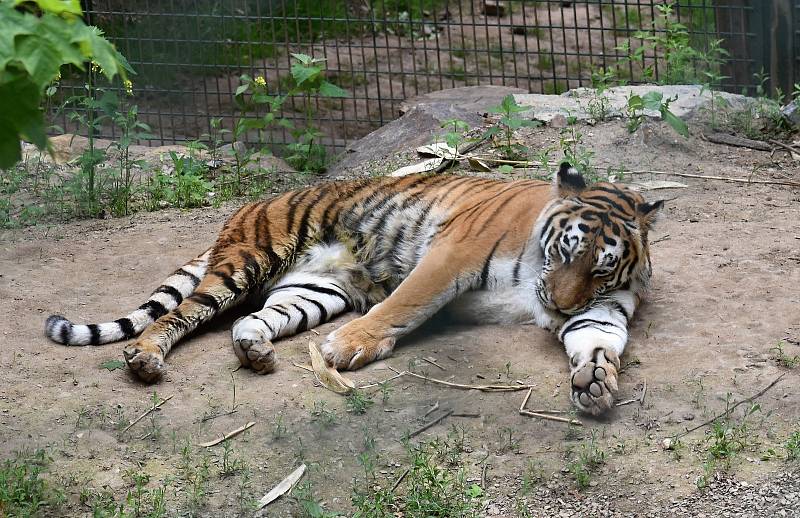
[54,0,794,153]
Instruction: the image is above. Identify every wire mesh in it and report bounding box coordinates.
[53,0,765,152]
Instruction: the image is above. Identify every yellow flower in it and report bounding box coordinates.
[123,79,133,95]
[90,62,100,73]
[254,76,266,87]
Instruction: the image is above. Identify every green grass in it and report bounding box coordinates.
[0,449,63,517]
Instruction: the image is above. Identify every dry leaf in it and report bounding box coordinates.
[626,180,688,191]
[256,464,307,509]
[308,341,355,394]
[467,157,492,172]
[416,142,458,159]
[389,157,444,177]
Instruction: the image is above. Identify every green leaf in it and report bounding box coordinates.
[641,91,664,111]
[15,0,82,16]
[660,107,689,137]
[234,83,249,97]
[291,62,321,86]
[100,359,126,371]
[626,94,644,112]
[466,484,483,498]
[318,80,348,98]
[497,164,514,173]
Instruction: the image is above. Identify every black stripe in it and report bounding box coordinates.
[298,295,329,323]
[155,285,183,305]
[210,271,243,298]
[188,293,219,311]
[562,322,623,338]
[560,318,625,340]
[269,306,291,319]
[87,324,101,345]
[480,234,506,289]
[512,243,527,286]
[139,300,168,320]
[252,315,275,335]
[60,321,71,344]
[291,303,309,332]
[609,301,631,321]
[115,318,136,338]
[267,283,349,304]
[175,268,201,287]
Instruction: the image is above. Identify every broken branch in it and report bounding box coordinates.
[198,421,256,447]
[122,394,174,434]
[672,374,785,440]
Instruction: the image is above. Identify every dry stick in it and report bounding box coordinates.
[421,357,447,371]
[624,169,800,188]
[650,234,671,245]
[292,362,314,373]
[387,366,533,392]
[519,388,583,426]
[672,374,786,440]
[199,421,256,447]
[423,401,440,419]
[640,379,648,407]
[358,371,406,390]
[769,139,800,155]
[705,132,772,151]
[408,409,455,438]
[519,410,584,426]
[122,394,174,434]
[391,468,410,493]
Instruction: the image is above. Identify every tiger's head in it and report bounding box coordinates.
[534,162,663,315]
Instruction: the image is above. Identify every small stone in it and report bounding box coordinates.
[550,114,568,128]
[482,1,506,17]
[683,413,695,421]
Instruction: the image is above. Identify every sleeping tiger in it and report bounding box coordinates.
[45,163,662,415]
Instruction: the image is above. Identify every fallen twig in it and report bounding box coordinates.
[408,409,455,438]
[519,410,584,426]
[641,379,647,406]
[199,421,256,447]
[422,357,446,371]
[452,412,481,418]
[387,365,533,392]
[122,394,174,434]
[705,132,772,151]
[292,362,314,373]
[256,464,306,510]
[391,468,410,492]
[519,388,583,426]
[200,409,238,423]
[624,169,800,188]
[650,234,671,245]
[358,371,406,390]
[672,374,786,440]
[423,401,440,419]
[769,139,800,156]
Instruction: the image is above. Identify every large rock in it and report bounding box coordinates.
[327,85,526,176]
[514,85,753,123]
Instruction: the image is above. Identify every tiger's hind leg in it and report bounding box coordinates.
[123,244,274,382]
[232,242,381,374]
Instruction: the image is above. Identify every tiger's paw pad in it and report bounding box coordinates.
[570,347,620,415]
[321,327,395,371]
[122,347,165,383]
[233,338,276,374]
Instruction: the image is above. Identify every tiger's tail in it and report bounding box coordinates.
[45,249,212,346]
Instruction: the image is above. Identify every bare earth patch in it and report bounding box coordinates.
[1,116,799,517]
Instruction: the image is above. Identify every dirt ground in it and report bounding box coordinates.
[2,116,799,517]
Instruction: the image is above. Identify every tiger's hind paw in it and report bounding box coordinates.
[122,346,165,383]
[233,337,276,374]
[570,347,620,415]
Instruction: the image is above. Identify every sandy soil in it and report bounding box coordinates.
[1,117,799,517]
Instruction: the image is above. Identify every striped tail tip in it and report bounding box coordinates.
[45,315,75,345]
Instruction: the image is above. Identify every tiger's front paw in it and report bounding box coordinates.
[570,347,620,415]
[123,344,165,383]
[321,322,395,370]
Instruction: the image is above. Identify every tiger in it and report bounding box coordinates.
[45,163,662,415]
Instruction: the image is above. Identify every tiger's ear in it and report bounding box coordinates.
[553,162,586,197]
[637,199,664,229]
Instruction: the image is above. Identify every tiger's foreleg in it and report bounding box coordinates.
[123,245,272,382]
[558,290,637,415]
[322,241,480,370]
